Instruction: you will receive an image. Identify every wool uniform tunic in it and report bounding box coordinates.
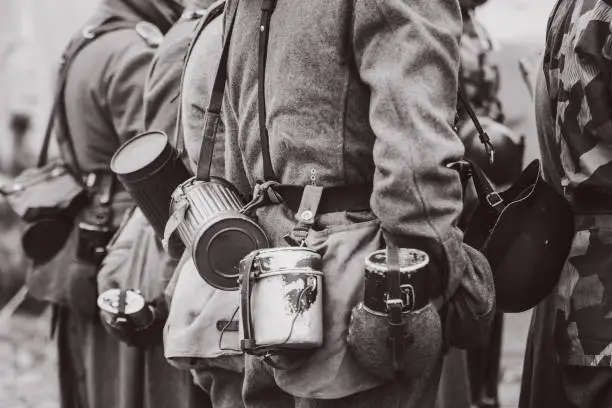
[222,0,493,406]
[25,1,184,407]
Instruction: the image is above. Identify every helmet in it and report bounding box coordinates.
[463,160,574,313]
[458,116,525,187]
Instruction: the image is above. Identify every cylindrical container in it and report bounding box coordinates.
[347,247,440,380]
[240,248,324,352]
[110,131,190,254]
[168,177,269,290]
[97,288,155,330]
[363,248,430,314]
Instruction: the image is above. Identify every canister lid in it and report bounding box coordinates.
[192,213,269,290]
[365,248,429,274]
[111,131,172,182]
[97,289,146,316]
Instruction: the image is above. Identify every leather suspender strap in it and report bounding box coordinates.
[457,82,495,165]
[469,161,504,214]
[174,2,226,158]
[385,245,406,373]
[38,19,137,177]
[196,1,240,180]
[257,0,278,182]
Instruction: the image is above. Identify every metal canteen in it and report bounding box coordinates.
[347,248,441,380]
[363,248,430,315]
[167,176,269,290]
[240,247,324,352]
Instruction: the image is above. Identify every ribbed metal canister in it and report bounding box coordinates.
[172,178,243,248]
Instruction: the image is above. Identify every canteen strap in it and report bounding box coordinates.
[385,246,410,374]
[196,0,240,180]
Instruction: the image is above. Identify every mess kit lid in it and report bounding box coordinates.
[97,288,146,315]
[192,212,269,291]
[111,131,173,183]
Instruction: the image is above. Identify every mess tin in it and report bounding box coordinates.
[110,131,191,257]
[97,288,155,330]
[239,247,324,355]
[165,177,269,290]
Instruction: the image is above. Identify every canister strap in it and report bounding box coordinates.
[240,250,259,353]
[162,200,190,252]
[284,185,323,246]
[385,246,412,374]
[195,0,240,181]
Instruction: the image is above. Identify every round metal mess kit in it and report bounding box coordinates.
[240,247,324,351]
[97,288,155,330]
[168,177,269,290]
[110,130,191,257]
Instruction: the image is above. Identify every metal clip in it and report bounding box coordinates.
[486,192,503,208]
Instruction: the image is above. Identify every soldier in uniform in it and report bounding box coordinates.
[219,0,494,407]
[163,2,262,407]
[24,1,183,407]
[96,1,220,407]
[520,1,612,407]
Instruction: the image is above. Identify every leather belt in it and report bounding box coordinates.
[568,186,612,214]
[271,184,371,214]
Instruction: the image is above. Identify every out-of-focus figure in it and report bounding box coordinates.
[440,2,526,408]
[23,1,184,407]
[0,0,41,175]
[520,1,612,407]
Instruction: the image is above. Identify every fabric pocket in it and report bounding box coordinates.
[259,209,385,399]
[164,257,242,370]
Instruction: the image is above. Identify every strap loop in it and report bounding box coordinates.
[283,185,323,246]
[194,1,241,180]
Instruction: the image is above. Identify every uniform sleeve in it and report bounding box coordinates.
[105,40,155,143]
[353,0,490,297]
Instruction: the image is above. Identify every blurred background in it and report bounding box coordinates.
[0,0,555,407]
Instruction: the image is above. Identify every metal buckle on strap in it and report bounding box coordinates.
[486,192,503,208]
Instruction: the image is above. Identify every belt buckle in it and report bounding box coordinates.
[385,284,415,314]
[486,192,503,208]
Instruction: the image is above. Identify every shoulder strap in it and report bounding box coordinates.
[195,0,240,180]
[37,19,138,175]
[257,0,278,182]
[457,82,496,164]
[174,1,226,158]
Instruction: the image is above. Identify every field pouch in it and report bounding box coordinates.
[164,256,243,371]
[251,204,385,399]
[1,161,89,264]
[2,161,87,222]
[26,191,132,318]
